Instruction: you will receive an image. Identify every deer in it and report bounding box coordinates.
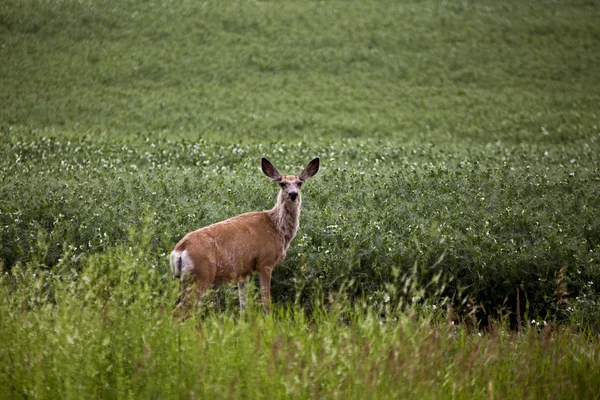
[170,157,319,318]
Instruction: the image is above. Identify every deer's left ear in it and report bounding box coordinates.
[262,158,282,181]
[299,158,319,181]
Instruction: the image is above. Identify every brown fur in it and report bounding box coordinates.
[172,157,319,317]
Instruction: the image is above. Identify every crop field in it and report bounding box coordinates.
[2,0,600,398]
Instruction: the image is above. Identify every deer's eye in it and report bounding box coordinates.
[297,182,303,187]
[279,182,286,188]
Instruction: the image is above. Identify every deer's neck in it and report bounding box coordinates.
[268,193,301,248]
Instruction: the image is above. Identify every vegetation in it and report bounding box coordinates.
[2,244,599,399]
[1,0,600,397]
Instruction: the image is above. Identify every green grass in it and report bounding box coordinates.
[1,244,599,399]
[1,0,600,397]
[2,0,599,142]
[2,136,599,327]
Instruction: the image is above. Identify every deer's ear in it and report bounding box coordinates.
[261,158,281,181]
[299,158,319,181]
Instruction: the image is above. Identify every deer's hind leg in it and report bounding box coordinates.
[172,266,211,321]
[173,276,193,321]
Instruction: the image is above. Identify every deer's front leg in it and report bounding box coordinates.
[258,269,273,315]
[238,279,248,311]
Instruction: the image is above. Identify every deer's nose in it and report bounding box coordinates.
[289,192,298,201]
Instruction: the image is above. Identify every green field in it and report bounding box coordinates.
[2,0,600,398]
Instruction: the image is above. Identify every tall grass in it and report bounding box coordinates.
[1,238,599,399]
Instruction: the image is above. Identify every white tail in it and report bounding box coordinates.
[171,157,319,317]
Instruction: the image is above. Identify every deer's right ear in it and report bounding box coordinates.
[261,158,281,181]
[299,157,320,181]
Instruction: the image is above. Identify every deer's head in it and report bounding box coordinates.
[261,157,320,204]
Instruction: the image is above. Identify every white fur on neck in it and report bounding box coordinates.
[268,191,301,248]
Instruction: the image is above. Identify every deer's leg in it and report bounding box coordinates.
[258,269,273,315]
[172,276,195,321]
[172,270,207,321]
[238,279,248,311]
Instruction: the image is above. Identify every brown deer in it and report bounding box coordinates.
[170,157,319,317]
